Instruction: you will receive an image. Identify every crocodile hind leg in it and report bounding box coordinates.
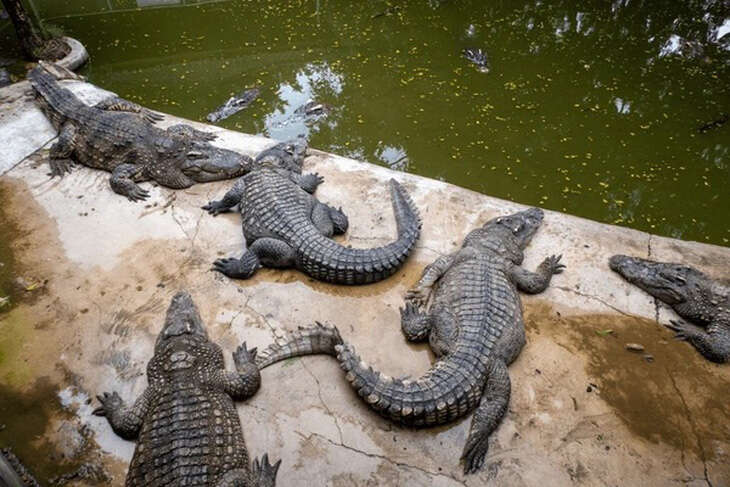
[428,307,459,357]
[400,302,431,342]
[213,238,295,279]
[665,320,730,364]
[48,122,76,177]
[461,359,510,474]
[311,201,349,237]
[110,163,150,202]
[94,96,163,124]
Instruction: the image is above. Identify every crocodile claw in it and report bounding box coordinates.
[202,200,229,216]
[48,158,74,177]
[546,254,566,274]
[234,341,258,366]
[93,391,122,417]
[252,454,281,487]
[126,185,150,202]
[461,434,489,475]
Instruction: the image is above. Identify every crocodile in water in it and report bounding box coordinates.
[93,291,281,486]
[255,208,564,473]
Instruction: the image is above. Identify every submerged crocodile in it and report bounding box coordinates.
[29,63,252,201]
[93,291,281,486]
[462,48,489,73]
[610,255,729,363]
[202,156,421,285]
[207,88,260,123]
[255,208,564,473]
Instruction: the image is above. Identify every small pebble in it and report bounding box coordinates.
[625,343,645,352]
[643,354,654,363]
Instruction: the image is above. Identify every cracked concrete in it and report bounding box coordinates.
[0,78,729,486]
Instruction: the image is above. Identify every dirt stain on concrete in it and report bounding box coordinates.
[524,301,730,464]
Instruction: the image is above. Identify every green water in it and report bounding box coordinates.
[2,0,729,244]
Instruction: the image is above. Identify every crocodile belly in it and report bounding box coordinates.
[127,387,249,487]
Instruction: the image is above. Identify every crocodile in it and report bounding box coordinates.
[93,291,281,486]
[255,208,564,473]
[29,62,252,201]
[207,88,260,123]
[610,255,729,363]
[462,48,489,73]
[202,159,421,285]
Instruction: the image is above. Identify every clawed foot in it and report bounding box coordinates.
[48,158,74,177]
[92,391,123,417]
[665,320,696,341]
[399,301,423,320]
[142,109,164,124]
[461,435,489,475]
[202,200,230,216]
[233,342,258,368]
[252,454,282,487]
[405,284,431,306]
[211,255,259,279]
[125,184,150,202]
[544,254,566,275]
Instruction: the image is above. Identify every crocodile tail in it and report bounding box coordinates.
[28,64,85,119]
[255,322,344,370]
[335,342,481,427]
[299,179,422,285]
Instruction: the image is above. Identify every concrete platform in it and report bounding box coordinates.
[0,79,728,486]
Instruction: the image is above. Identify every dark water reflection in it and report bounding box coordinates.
[1,0,728,244]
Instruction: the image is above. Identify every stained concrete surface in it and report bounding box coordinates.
[0,79,728,486]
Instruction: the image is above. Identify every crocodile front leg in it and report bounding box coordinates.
[94,96,163,124]
[510,254,565,294]
[48,122,76,177]
[290,172,324,194]
[213,342,261,400]
[203,178,245,215]
[92,389,152,440]
[461,359,510,474]
[110,163,150,202]
[666,320,730,364]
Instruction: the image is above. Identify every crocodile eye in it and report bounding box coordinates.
[496,218,503,224]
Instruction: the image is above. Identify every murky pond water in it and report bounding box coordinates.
[1,0,728,245]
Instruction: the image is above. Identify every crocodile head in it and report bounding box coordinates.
[464,208,544,263]
[255,139,308,174]
[609,255,703,305]
[151,292,210,374]
[181,141,253,182]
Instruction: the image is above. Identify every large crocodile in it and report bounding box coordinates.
[202,159,421,285]
[93,291,281,486]
[255,208,564,473]
[610,255,729,363]
[29,63,252,201]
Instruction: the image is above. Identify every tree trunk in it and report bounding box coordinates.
[0,0,45,59]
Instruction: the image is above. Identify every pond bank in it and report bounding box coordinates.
[0,77,728,485]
